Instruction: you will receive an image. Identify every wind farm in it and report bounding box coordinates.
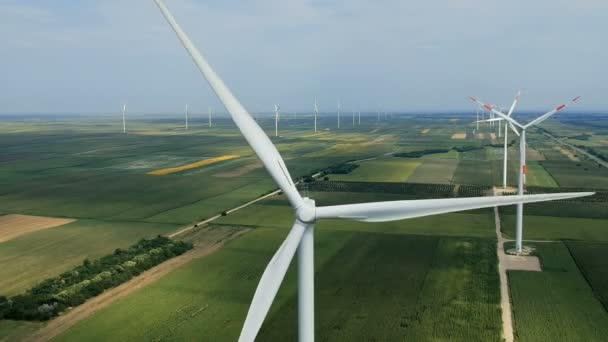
[1,1,607,342]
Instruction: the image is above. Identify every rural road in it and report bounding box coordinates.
[492,188,515,342]
[541,131,608,168]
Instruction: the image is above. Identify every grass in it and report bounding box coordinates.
[0,220,178,296]
[566,241,608,310]
[509,242,608,341]
[501,215,608,242]
[329,158,420,182]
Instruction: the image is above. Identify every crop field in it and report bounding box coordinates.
[55,215,501,341]
[565,241,608,310]
[329,158,420,182]
[501,215,608,242]
[407,159,458,184]
[0,214,75,243]
[147,155,240,175]
[509,242,608,341]
[0,219,178,296]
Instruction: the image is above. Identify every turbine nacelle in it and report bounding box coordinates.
[296,197,316,223]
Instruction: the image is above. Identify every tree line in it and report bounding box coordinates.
[0,236,192,321]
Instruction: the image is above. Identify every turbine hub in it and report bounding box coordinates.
[296,197,316,223]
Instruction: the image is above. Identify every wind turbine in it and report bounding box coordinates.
[208,106,212,127]
[470,95,581,254]
[313,98,318,133]
[473,92,521,189]
[154,1,593,340]
[337,100,341,128]
[185,104,189,130]
[274,104,280,137]
[352,110,355,127]
[358,109,361,125]
[121,104,127,134]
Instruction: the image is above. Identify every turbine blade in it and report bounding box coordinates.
[239,219,311,342]
[316,192,594,222]
[507,91,521,117]
[469,96,524,128]
[478,118,503,123]
[524,96,581,129]
[154,0,303,208]
[509,122,520,136]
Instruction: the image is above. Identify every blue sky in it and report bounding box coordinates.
[1,0,606,114]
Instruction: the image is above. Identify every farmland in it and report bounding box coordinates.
[1,113,608,340]
[509,242,608,341]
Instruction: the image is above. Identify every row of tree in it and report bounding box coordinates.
[0,236,192,321]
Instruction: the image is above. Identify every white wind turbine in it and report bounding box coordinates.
[470,95,581,254]
[208,106,212,127]
[274,104,280,137]
[154,1,593,340]
[121,104,127,134]
[337,100,341,128]
[185,104,189,130]
[313,98,318,133]
[473,92,521,189]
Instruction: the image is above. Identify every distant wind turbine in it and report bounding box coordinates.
[471,94,581,254]
[122,104,127,134]
[337,100,341,128]
[313,98,318,133]
[208,106,212,127]
[154,1,593,340]
[274,104,280,137]
[185,104,189,130]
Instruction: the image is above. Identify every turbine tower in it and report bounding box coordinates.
[122,104,127,134]
[337,100,341,128]
[358,109,361,125]
[185,104,189,130]
[208,106,212,127]
[471,95,581,254]
[352,110,355,127]
[313,98,318,133]
[274,104,280,137]
[154,2,592,340]
[475,92,521,188]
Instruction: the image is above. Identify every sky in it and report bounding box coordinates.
[1,0,607,114]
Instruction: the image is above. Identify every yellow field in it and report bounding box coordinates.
[451,133,467,139]
[421,128,430,134]
[0,214,75,243]
[147,155,240,175]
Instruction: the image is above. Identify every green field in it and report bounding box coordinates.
[0,220,178,296]
[501,215,608,242]
[329,158,420,182]
[509,242,608,341]
[566,241,608,310]
[56,227,501,341]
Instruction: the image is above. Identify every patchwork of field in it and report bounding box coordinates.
[0,214,74,243]
[2,113,608,341]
